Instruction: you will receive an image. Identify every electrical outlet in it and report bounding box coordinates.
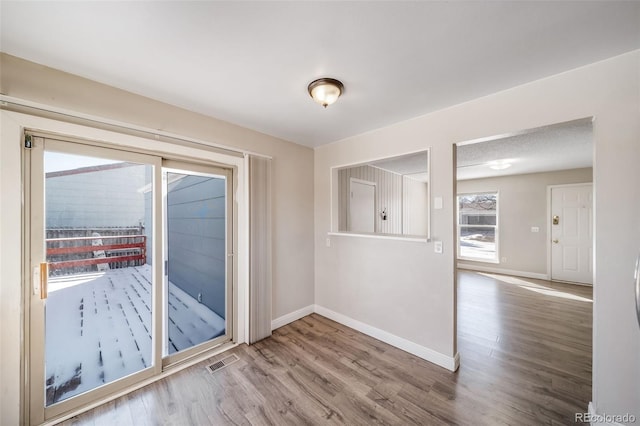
[434,240,443,254]
[531,226,540,233]
[325,237,331,247]
[501,257,507,263]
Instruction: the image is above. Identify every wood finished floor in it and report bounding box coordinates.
[59,271,592,425]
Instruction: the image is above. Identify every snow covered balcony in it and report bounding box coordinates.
[45,235,224,405]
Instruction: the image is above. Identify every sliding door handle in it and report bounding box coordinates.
[635,254,640,329]
[40,262,48,300]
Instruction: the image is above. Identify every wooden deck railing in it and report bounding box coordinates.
[46,235,146,270]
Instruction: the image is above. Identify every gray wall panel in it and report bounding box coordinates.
[167,175,226,318]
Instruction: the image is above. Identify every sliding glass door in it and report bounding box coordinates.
[162,161,233,364]
[28,136,162,422]
[27,135,233,424]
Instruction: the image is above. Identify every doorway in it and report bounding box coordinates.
[348,178,376,233]
[453,118,595,422]
[25,133,235,423]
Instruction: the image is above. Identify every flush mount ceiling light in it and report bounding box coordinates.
[308,78,344,108]
[488,160,513,170]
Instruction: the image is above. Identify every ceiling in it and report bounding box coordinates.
[1,2,639,148]
[370,151,429,182]
[456,118,593,180]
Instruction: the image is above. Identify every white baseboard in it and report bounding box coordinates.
[586,402,635,426]
[271,304,315,330]
[457,262,549,280]
[314,304,459,372]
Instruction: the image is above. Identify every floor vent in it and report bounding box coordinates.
[207,353,239,374]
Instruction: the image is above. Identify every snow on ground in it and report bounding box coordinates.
[45,264,225,405]
[460,236,497,260]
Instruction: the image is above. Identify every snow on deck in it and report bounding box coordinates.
[45,264,225,405]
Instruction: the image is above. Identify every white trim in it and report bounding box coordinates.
[239,154,250,344]
[457,262,549,280]
[328,232,428,243]
[457,256,500,265]
[589,401,597,425]
[314,305,459,372]
[271,305,315,330]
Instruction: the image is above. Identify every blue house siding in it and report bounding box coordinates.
[167,175,226,318]
[46,163,148,229]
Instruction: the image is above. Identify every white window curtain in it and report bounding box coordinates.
[248,155,272,343]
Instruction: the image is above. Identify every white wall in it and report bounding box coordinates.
[457,168,593,276]
[315,50,640,420]
[0,53,315,424]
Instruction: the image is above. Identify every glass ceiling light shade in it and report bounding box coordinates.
[308,78,344,108]
[488,160,512,170]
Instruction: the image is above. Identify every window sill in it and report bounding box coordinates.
[457,257,500,264]
[328,232,429,243]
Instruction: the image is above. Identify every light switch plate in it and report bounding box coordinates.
[434,197,443,210]
[325,237,331,247]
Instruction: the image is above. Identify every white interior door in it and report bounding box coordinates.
[550,184,593,284]
[349,179,375,233]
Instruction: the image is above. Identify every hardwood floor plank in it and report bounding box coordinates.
[58,270,592,425]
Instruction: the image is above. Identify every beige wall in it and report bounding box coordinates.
[0,54,315,424]
[457,168,593,276]
[315,50,640,419]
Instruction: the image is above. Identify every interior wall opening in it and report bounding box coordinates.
[453,117,595,418]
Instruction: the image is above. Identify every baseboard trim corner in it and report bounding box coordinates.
[456,262,549,281]
[271,304,315,330]
[453,352,460,372]
[313,304,458,372]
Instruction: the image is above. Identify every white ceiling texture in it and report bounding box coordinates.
[1,1,639,154]
[456,118,593,180]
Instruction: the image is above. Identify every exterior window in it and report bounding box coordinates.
[458,193,498,262]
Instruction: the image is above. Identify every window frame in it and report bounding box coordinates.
[457,191,500,264]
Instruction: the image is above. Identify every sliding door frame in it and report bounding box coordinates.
[25,136,163,423]
[12,111,248,426]
[161,159,236,367]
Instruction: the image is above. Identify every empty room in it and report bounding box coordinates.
[1,2,639,425]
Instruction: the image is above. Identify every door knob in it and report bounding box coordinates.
[553,239,559,244]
